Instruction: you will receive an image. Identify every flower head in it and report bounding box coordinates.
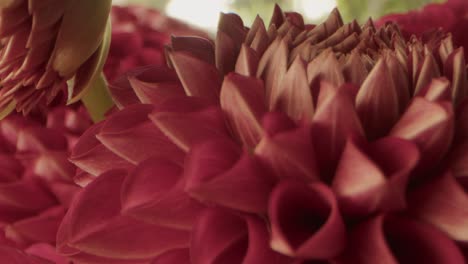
[61,5,468,264]
[0,0,112,115]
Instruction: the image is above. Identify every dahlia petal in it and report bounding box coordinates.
[261,111,297,136]
[128,68,184,105]
[47,181,79,207]
[220,73,266,148]
[185,141,275,213]
[150,249,190,264]
[192,208,283,264]
[168,50,222,102]
[257,37,288,108]
[342,50,368,86]
[25,243,69,264]
[68,252,149,264]
[108,73,141,109]
[384,52,410,113]
[70,122,134,178]
[444,47,467,106]
[58,169,189,259]
[390,98,454,169]
[50,0,111,77]
[307,49,345,98]
[416,77,451,102]
[235,44,259,77]
[312,82,364,180]
[245,16,269,56]
[268,181,346,259]
[451,141,468,187]
[255,125,319,182]
[5,206,65,246]
[150,102,230,153]
[272,57,314,122]
[414,52,441,96]
[97,104,184,165]
[356,59,399,139]
[409,171,468,242]
[121,158,203,229]
[216,13,246,75]
[0,246,52,264]
[343,214,465,264]
[307,8,343,42]
[0,179,55,222]
[170,36,215,65]
[332,137,419,216]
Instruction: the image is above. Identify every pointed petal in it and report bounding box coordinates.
[444,47,467,106]
[97,104,184,165]
[168,50,221,102]
[272,57,314,122]
[255,125,319,182]
[121,158,203,229]
[185,140,275,213]
[416,77,451,102]
[235,44,259,77]
[356,59,399,139]
[390,98,454,169]
[268,181,346,259]
[414,52,441,96]
[312,82,364,180]
[332,137,419,216]
[150,99,230,153]
[220,73,266,148]
[70,122,134,178]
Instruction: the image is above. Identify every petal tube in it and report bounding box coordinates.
[268,180,346,259]
[191,208,284,264]
[332,137,419,216]
[343,214,465,264]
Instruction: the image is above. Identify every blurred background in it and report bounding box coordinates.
[112,0,446,31]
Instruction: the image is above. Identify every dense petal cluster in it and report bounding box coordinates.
[377,0,468,60]
[0,106,91,263]
[62,5,468,264]
[0,0,111,115]
[104,5,209,82]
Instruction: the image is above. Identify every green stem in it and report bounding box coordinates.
[81,73,114,122]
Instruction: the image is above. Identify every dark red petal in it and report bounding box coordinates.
[409,171,468,242]
[312,82,364,181]
[390,98,454,170]
[332,137,419,216]
[191,208,283,264]
[121,158,203,229]
[150,102,230,153]
[343,214,465,264]
[70,122,133,178]
[356,59,399,139]
[168,50,222,102]
[185,139,274,213]
[150,249,190,264]
[97,104,184,165]
[255,125,319,182]
[269,181,346,259]
[0,246,52,264]
[416,77,451,102]
[220,73,266,148]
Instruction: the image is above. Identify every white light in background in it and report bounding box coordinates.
[294,0,337,21]
[166,0,231,31]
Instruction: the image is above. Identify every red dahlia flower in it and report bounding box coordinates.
[104,5,209,82]
[377,0,468,61]
[61,5,468,264]
[0,106,91,263]
[0,0,111,115]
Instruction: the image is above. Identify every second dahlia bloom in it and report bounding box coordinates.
[104,5,209,82]
[0,0,112,115]
[61,5,468,264]
[0,105,91,263]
